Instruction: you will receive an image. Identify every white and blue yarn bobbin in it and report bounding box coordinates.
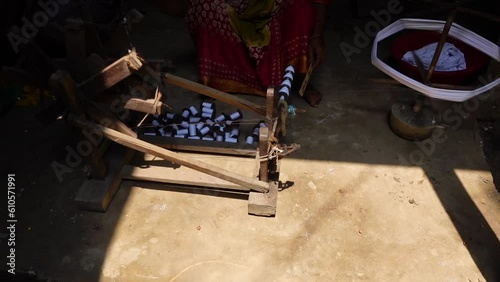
[280,79,292,91]
[283,71,294,83]
[181,108,190,118]
[252,126,260,136]
[180,120,190,128]
[229,110,243,121]
[165,113,178,120]
[188,105,199,117]
[201,111,215,119]
[198,126,211,137]
[175,128,189,136]
[189,117,201,123]
[279,86,290,101]
[189,123,197,136]
[152,120,161,127]
[202,107,214,115]
[230,128,239,138]
[201,101,215,109]
[225,137,238,143]
[205,119,215,126]
[245,134,258,145]
[214,113,228,123]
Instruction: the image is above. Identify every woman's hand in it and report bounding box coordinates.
[308,36,325,68]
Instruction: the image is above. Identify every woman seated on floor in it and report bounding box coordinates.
[150,0,330,107]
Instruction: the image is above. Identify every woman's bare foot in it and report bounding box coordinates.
[303,85,323,108]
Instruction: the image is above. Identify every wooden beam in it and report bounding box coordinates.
[69,116,270,192]
[124,98,163,115]
[121,165,249,191]
[140,135,257,157]
[248,181,278,217]
[163,73,266,116]
[78,52,141,95]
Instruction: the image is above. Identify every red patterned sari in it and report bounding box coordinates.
[186,0,322,96]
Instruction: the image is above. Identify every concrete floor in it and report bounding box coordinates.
[1,1,499,281]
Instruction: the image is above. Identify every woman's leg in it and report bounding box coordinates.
[186,0,266,95]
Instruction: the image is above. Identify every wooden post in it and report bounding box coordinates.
[259,127,270,182]
[49,71,107,179]
[266,87,275,121]
[69,116,270,193]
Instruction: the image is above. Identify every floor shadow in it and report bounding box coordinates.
[422,165,500,281]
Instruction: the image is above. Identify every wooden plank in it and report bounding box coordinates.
[124,98,163,115]
[75,149,135,212]
[163,73,266,116]
[121,165,249,191]
[259,127,269,182]
[253,149,261,179]
[78,52,141,95]
[69,116,270,192]
[299,63,314,97]
[266,87,275,120]
[140,134,257,157]
[248,181,278,217]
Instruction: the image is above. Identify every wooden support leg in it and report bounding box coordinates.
[248,181,278,217]
[75,149,135,212]
[49,71,107,179]
[266,87,276,121]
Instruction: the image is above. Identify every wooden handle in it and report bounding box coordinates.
[299,63,314,97]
